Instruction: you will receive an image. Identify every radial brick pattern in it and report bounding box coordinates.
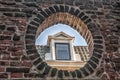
[0,0,119,79]
[25,5,104,79]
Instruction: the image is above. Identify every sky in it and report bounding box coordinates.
[35,23,87,46]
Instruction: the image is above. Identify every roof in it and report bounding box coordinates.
[47,31,75,45]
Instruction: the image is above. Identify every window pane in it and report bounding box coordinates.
[55,43,71,60]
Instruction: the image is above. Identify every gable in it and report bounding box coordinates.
[54,32,74,39]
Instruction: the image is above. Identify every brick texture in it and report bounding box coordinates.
[0,0,120,79]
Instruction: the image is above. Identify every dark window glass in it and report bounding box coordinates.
[55,43,71,60]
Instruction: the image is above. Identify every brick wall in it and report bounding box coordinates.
[0,0,119,79]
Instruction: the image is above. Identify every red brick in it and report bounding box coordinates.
[11,51,23,56]
[10,61,21,66]
[101,73,109,80]
[10,56,20,61]
[1,55,10,60]
[16,18,26,26]
[0,67,5,72]
[14,41,24,45]
[0,73,8,78]
[22,61,32,67]
[0,40,12,46]
[21,55,29,61]
[0,46,6,50]
[3,31,13,35]
[18,27,26,31]
[11,73,23,78]
[0,61,9,66]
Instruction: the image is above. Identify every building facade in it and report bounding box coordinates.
[0,0,119,79]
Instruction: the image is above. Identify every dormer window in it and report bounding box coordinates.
[47,31,75,61]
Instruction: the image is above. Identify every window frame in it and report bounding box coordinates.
[55,43,71,60]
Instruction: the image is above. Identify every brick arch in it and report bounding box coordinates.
[25,5,105,79]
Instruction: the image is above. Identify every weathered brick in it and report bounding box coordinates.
[94,48,104,54]
[84,64,94,73]
[0,0,119,79]
[70,71,77,78]
[15,13,25,17]
[69,7,75,15]
[44,8,52,16]
[0,25,6,30]
[6,67,30,73]
[62,71,69,77]
[78,12,85,18]
[3,31,13,35]
[22,61,32,67]
[0,67,5,72]
[24,73,44,78]
[91,56,99,64]
[10,56,21,61]
[93,52,102,58]
[0,8,19,12]
[11,73,23,78]
[3,13,13,17]
[0,35,11,40]
[29,21,39,27]
[13,35,20,41]
[37,62,46,71]
[80,68,89,76]
[0,61,9,66]
[15,0,22,2]
[88,60,97,69]
[0,73,8,78]
[57,70,63,78]
[49,7,56,13]
[74,9,80,16]
[33,58,42,66]
[28,53,39,60]
[53,5,60,12]
[64,5,69,12]
[25,34,35,40]
[94,44,104,49]
[50,68,58,77]
[10,61,21,66]
[43,66,51,75]
[0,1,16,5]
[7,27,15,32]
[23,3,38,7]
[75,70,82,78]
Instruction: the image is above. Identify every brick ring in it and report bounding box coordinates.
[25,5,105,79]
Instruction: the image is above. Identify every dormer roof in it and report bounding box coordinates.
[47,32,75,45]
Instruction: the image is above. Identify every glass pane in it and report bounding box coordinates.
[55,43,71,60]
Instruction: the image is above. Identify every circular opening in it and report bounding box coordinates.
[25,7,104,78]
[35,23,90,71]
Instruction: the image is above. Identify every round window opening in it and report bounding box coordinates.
[35,23,92,71]
[25,6,105,78]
